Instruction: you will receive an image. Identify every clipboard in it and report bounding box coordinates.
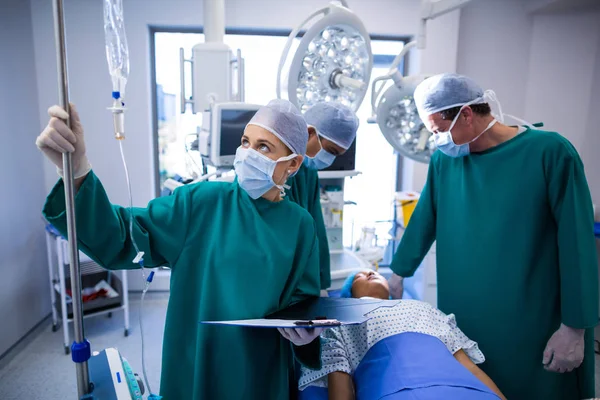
[200,297,402,328]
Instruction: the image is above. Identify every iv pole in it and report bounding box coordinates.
[52,0,91,397]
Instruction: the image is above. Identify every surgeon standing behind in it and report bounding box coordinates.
[286,102,359,292]
[389,73,598,399]
[36,99,322,399]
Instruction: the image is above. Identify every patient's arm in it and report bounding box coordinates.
[454,350,506,400]
[328,371,355,400]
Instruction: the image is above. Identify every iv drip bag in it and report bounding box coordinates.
[104,0,129,96]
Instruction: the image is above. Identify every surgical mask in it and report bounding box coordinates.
[234,147,295,199]
[434,94,497,158]
[304,134,336,170]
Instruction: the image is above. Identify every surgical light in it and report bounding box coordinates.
[368,41,435,164]
[277,1,373,112]
[375,74,435,164]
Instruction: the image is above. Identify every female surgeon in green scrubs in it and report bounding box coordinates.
[286,102,359,291]
[36,99,322,400]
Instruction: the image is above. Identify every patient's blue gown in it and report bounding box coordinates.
[299,332,500,400]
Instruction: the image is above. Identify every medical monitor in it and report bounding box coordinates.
[322,139,356,172]
[200,102,260,168]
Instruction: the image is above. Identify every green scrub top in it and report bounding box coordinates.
[287,163,331,289]
[391,128,598,399]
[43,172,322,400]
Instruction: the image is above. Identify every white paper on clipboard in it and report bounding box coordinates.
[200,317,368,328]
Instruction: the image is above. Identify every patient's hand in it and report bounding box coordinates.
[454,350,506,400]
[328,371,355,400]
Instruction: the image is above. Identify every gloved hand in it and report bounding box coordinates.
[277,327,323,346]
[542,323,585,373]
[388,273,404,299]
[36,103,91,179]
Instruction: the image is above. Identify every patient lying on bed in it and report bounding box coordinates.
[298,270,506,400]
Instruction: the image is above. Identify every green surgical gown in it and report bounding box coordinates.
[43,172,322,400]
[391,128,598,399]
[287,163,331,289]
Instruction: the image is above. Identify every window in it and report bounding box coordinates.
[343,39,406,248]
[151,29,406,248]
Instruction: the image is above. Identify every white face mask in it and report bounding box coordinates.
[304,134,336,170]
[431,90,534,157]
[433,92,500,158]
[434,112,497,158]
[234,147,295,199]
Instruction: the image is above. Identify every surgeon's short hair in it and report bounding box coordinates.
[440,103,492,121]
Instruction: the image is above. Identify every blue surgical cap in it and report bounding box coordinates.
[414,73,485,121]
[248,99,308,156]
[304,102,359,150]
[340,272,358,298]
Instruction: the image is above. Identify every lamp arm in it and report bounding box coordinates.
[422,0,472,20]
[418,0,474,48]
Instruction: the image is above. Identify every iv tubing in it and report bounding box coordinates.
[118,141,141,255]
[140,282,152,396]
[118,140,154,396]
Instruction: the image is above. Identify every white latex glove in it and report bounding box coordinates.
[277,327,323,346]
[35,104,91,179]
[542,323,585,373]
[320,289,329,297]
[388,273,404,299]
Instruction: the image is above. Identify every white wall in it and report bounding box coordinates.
[0,0,49,356]
[524,10,600,198]
[456,0,533,120]
[581,29,600,207]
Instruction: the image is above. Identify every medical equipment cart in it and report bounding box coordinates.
[45,224,130,354]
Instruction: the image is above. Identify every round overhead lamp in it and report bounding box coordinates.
[368,41,434,164]
[277,1,373,112]
[375,74,435,164]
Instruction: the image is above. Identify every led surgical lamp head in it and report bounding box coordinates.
[367,41,435,163]
[375,73,435,164]
[277,1,373,112]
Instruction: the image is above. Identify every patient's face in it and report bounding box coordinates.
[352,270,390,299]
